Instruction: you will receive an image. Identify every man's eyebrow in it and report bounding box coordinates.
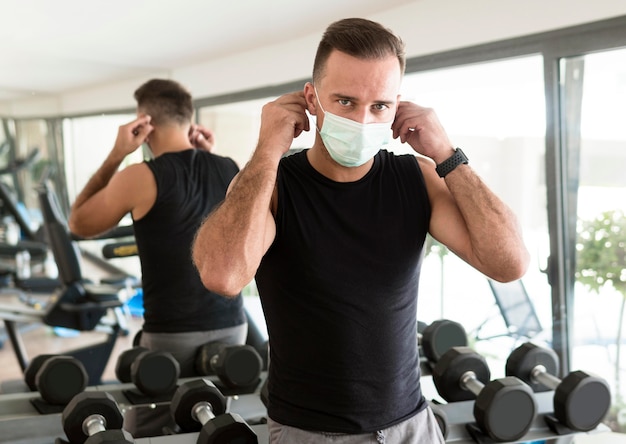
[330,93,395,105]
[330,93,357,101]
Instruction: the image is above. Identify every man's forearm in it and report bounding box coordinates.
[72,150,126,212]
[193,151,279,296]
[445,165,529,281]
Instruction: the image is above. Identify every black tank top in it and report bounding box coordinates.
[256,149,431,433]
[133,149,245,333]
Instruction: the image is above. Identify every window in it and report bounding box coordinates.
[561,48,626,418]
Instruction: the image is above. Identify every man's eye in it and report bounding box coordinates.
[338,99,351,106]
[374,104,388,111]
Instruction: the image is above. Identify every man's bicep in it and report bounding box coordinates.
[428,194,472,262]
[73,173,137,237]
[420,160,473,263]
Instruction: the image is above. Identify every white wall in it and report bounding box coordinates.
[6,0,626,117]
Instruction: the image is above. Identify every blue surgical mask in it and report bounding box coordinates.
[315,88,392,167]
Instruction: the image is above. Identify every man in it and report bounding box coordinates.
[192,18,529,443]
[69,78,247,377]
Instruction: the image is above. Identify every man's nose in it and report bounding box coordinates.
[353,107,374,124]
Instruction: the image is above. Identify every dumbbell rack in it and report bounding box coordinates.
[0,376,612,443]
[0,374,267,443]
[436,390,610,443]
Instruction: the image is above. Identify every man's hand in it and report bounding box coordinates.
[189,124,215,152]
[257,91,310,159]
[114,115,153,158]
[392,102,455,164]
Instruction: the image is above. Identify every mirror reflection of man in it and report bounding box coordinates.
[69,79,247,437]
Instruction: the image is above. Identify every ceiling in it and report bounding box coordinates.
[0,0,414,103]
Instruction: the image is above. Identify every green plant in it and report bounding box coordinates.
[576,209,626,404]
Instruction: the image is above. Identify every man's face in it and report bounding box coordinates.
[311,50,402,126]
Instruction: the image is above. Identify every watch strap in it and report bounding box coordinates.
[435,148,468,178]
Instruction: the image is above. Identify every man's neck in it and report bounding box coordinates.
[149,126,192,157]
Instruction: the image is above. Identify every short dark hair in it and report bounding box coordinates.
[134,79,194,126]
[312,18,406,84]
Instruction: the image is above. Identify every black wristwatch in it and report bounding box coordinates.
[435,148,468,178]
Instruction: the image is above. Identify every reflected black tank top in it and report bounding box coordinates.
[133,149,245,333]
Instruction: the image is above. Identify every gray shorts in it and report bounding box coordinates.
[139,322,248,377]
[268,406,445,444]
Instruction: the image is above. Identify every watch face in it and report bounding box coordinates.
[436,148,468,177]
[457,148,468,162]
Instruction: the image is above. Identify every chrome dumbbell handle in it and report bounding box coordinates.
[192,401,217,426]
[460,370,485,396]
[531,364,561,389]
[83,414,106,437]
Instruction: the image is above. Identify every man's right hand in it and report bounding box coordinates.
[189,124,215,152]
[113,115,153,157]
[256,91,310,159]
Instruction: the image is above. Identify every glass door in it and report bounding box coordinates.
[561,48,626,433]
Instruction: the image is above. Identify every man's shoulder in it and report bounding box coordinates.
[121,161,152,176]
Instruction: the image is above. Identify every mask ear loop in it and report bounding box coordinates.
[313,86,323,111]
[313,86,325,134]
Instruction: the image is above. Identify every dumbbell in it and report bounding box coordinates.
[61,391,134,443]
[24,354,88,405]
[170,378,258,443]
[432,346,537,442]
[418,319,468,363]
[115,346,180,397]
[506,342,611,432]
[195,342,263,389]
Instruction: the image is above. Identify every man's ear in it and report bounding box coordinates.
[303,82,317,116]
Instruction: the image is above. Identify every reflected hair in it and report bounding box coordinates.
[134,78,193,126]
[312,18,406,84]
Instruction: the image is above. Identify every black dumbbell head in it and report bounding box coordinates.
[36,356,88,405]
[24,354,55,391]
[130,350,180,397]
[554,370,611,432]
[505,342,559,392]
[198,412,257,444]
[421,319,468,363]
[213,345,263,388]
[115,347,148,383]
[473,376,537,442]
[196,342,224,376]
[170,379,227,432]
[432,347,491,402]
[62,392,124,444]
[84,429,134,444]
